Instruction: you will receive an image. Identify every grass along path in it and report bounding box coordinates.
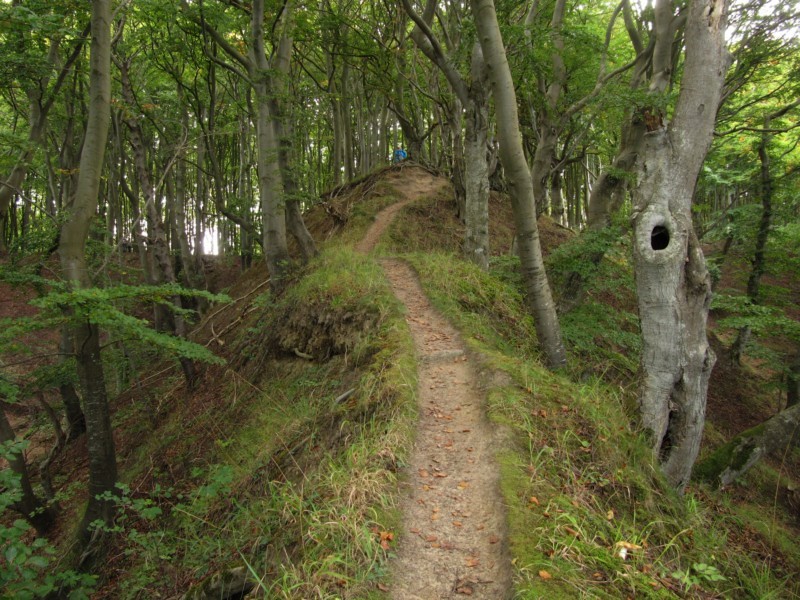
[357,167,513,598]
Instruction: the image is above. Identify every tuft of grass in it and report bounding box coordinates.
[400,248,798,599]
[109,247,418,598]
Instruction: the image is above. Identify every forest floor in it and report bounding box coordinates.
[356,168,513,598]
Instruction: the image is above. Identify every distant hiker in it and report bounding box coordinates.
[392,146,407,163]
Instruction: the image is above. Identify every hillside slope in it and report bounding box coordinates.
[3,164,798,599]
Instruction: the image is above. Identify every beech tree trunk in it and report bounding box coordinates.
[175,87,208,300]
[632,0,729,490]
[59,327,86,439]
[270,3,317,262]
[251,0,290,288]
[57,0,117,541]
[463,43,490,270]
[185,0,291,287]
[562,0,672,311]
[402,1,490,269]
[585,119,646,230]
[0,405,56,534]
[118,53,197,387]
[471,0,566,370]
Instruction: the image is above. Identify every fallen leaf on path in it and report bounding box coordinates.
[488,534,500,544]
[452,521,463,527]
[377,582,389,592]
[564,526,580,538]
[418,469,430,478]
[529,496,540,506]
[538,570,553,580]
[466,557,480,567]
[456,585,473,595]
[425,534,438,542]
[433,472,448,478]
[410,527,420,534]
[458,481,469,489]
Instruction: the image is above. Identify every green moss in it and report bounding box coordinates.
[694,422,767,485]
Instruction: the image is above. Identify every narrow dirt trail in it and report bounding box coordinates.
[357,166,512,599]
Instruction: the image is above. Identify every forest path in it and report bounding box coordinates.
[357,166,513,599]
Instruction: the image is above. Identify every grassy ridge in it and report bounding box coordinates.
[398,248,798,599]
[88,179,799,598]
[112,249,418,598]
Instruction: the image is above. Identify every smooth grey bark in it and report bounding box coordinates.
[202,76,261,251]
[183,0,291,289]
[117,53,197,387]
[562,0,684,313]
[175,86,208,301]
[251,0,290,287]
[57,0,117,541]
[403,0,490,269]
[632,0,730,490]
[463,43,491,269]
[694,402,800,488]
[527,0,635,227]
[585,118,646,231]
[471,0,566,370]
[269,6,317,262]
[527,0,567,220]
[586,0,683,230]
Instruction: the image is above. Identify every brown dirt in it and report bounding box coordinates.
[357,170,513,598]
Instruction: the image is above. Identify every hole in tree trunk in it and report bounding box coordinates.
[651,225,670,250]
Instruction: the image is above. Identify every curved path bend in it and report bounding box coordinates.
[357,167,512,599]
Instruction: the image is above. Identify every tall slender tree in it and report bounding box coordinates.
[402,0,491,269]
[471,0,566,370]
[57,0,117,541]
